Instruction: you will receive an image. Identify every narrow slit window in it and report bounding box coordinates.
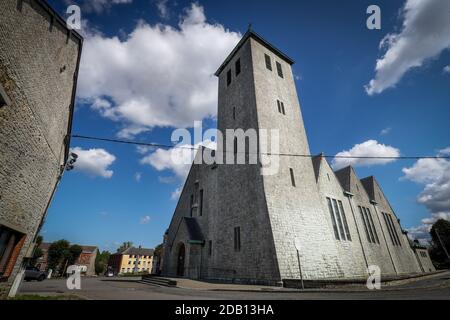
[383,212,396,245]
[281,101,285,115]
[233,107,236,120]
[265,54,272,71]
[235,58,241,76]
[208,240,212,256]
[289,168,296,187]
[0,84,11,108]
[234,227,241,252]
[190,194,194,217]
[227,69,232,86]
[199,189,204,216]
[277,100,282,113]
[276,61,283,78]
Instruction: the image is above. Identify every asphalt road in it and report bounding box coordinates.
[18,273,450,300]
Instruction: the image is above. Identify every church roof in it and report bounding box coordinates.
[312,153,324,182]
[360,176,376,201]
[215,29,295,76]
[334,166,353,192]
[121,247,154,256]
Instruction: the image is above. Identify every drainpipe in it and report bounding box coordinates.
[344,191,369,269]
[371,201,398,275]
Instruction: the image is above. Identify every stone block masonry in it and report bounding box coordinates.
[0,0,82,298]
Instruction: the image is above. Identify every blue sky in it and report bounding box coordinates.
[43,0,450,251]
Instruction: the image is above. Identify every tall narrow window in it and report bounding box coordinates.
[234,227,241,252]
[0,84,11,108]
[388,214,401,246]
[0,226,24,279]
[235,58,241,76]
[265,54,272,71]
[190,194,194,217]
[280,101,286,115]
[338,201,351,241]
[227,69,231,86]
[359,206,371,243]
[233,137,237,154]
[366,208,380,244]
[233,107,236,120]
[208,240,212,256]
[277,100,282,113]
[327,198,340,240]
[363,207,376,243]
[289,168,296,187]
[276,61,283,78]
[332,199,346,240]
[383,212,396,245]
[199,189,204,216]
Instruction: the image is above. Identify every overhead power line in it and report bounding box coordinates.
[71,134,450,160]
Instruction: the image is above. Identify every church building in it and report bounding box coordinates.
[161,30,431,285]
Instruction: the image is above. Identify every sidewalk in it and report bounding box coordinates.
[162,270,450,293]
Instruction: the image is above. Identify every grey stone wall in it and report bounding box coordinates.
[414,248,436,273]
[0,0,81,297]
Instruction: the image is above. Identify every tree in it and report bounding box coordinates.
[117,241,133,253]
[429,219,450,269]
[48,240,70,272]
[95,250,111,275]
[68,245,83,265]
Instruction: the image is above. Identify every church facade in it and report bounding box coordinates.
[161,30,428,285]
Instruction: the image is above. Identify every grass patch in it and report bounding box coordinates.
[9,294,85,300]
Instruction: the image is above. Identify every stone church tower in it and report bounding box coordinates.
[161,30,426,285]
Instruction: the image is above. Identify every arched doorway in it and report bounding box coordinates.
[176,243,185,277]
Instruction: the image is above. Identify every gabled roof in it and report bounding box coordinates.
[334,166,353,192]
[360,176,376,202]
[121,247,154,256]
[215,29,295,76]
[80,246,97,253]
[312,153,324,182]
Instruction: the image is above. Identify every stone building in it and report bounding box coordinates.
[161,30,431,285]
[0,0,82,297]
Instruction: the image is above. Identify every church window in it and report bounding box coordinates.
[234,227,241,252]
[289,168,296,187]
[327,198,340,240]
[327,198,351,241]
[227,69,232,86]
[338,200,351,241]
[199,189,204,216]
[208,240,212,256]
[0,83,11,108]
[190,194,194,217]
[383,212,401,246]
[235,58,241,76]
[265,54,272,71]
[276,61,283,78]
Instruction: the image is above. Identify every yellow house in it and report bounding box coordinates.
[109,247,154,275]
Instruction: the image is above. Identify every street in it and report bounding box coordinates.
[18,272,450,300]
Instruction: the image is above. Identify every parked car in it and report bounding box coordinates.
[24,266,47,281]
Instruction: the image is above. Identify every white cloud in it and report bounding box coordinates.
[443,66,450,74]
[71,147,116,178]
[77,3,241,137]
[140,215,151,224]
[380,127,391,136]
[155,0,170,19]
[365,0,450,95]
[402,147,450,240]
[79,0,133,14]
[140,139,216,180]
[171,187,182,200]
[331,140,400,170]
[134,172,142,182]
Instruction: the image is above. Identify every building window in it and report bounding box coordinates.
[208,240,212,256]
[383,212,401,246]
[276,61,283,78]
[327,198,340,240]
[227,69,232,86]
[199,189,204,216]
[190,194,194,217]
[359,206,379,244]
[265,54,272,71]
[277,100,286,115]
[289,168,296,187]
[327,198,351,241]
[0,226,25,280]
[234,227,241,252]
[128,260,131,265]
[233,107,236,120]
[235,58,241,76]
